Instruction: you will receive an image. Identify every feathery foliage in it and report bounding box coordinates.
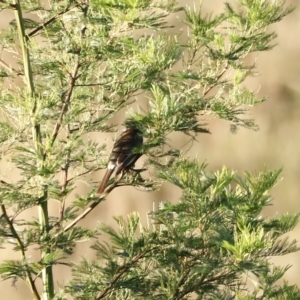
[0,0,298,299]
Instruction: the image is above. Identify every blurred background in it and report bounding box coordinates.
[0,0,300,298]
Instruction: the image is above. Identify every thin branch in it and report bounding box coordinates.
[202,271,236,285]
[58,122,71,225]
[54,7,89,230]
[1,205,40,300]
[172,268,192,300]
[62,197,104,233]
[61,168,131,233]
[0,58,22,76]
[27,2,84,38]
[61,182,118,233]
[58,159,69,225]
[96,247,157,300]
[49,61,81,148]
[0,1,15,9]
[202,63,229,97]
[74,82,106,87]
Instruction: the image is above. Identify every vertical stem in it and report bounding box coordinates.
[13,1,53,298]
[13,1,34,93]
[39,195,54,300]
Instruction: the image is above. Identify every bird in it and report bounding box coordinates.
[97,125,143,194]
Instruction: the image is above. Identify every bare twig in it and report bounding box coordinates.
[27,2,84,38]
[62,168,139,233]
[50,61,80,148]
[1,205,40,300]
[62,181,118,233]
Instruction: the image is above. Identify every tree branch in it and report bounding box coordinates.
[49,60,81,148]
[96,247,157,300]
[58,155,70,225]
[62,168,132,233]
[0,58,22,77]
[203,63,229,97]
[61,182,118,233]
[27,2,84,38]
[1,205,40,300]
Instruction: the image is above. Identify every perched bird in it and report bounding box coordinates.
[97,125,143,194]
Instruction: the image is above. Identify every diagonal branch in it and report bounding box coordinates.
[27,2,84,38]
[203,63,229,97]
[203,63,228,96]
[61,169,131,233]
[1,205,40,300]
[61,181,118,233]
[0,58,22,77]
[49,60,81,148]
[96,247,157,300]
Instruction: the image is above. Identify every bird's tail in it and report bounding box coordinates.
[97,168,114,194]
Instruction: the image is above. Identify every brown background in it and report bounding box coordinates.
[0,0,300,298]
